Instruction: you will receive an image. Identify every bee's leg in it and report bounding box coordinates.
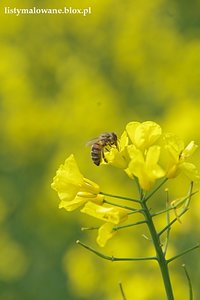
[104,146,110,152]
[102,150,108,163]
[115,141,119,151]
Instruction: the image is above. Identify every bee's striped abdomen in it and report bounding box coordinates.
[91,142,102,166]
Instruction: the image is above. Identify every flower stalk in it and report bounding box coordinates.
[51,120,199,299]
[140,200,175,300]
[119,282,127,300]
[76,240,157,262]
[167,244,199,264]
[100,191,140,203]
[182,264,193,300]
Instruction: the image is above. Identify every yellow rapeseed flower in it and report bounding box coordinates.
[81,201,129,247]
[126,121,162,151]
[104,131,130,169]
[164,134,199,180]
[81,201,128,224]
[127,145,165,190]
[51,154,103,211]
[97,223,116,247]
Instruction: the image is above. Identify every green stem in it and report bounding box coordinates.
[167,244,199,264]
[144,178,168,203]
[100,191,140,203]
[81,226,99,231]
[158,207,189,237]
[103,199,142,212]
[119,282,127,300]
[151,190,198,218]
[159,181,196,235]
[76,240,156,262]
[141,201,174,300]
[163,190,170,256]
[114,220,147,231]
[182,264,193,300]
[134,176,144,200]
[151,206,173,217]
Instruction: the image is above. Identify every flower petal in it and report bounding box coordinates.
[59,197,87,211]
[97,223,116,247]
[126,121,162,150]
[81,202,128,224]
[104,131,130,169]
[164,134,184,162]
[180,162,200,182]
[128,146,165,190]
[51,154,84,201]
[146,145,160,165]
[181,141,198,159]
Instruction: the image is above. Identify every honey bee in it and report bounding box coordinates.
[87,132,118,166]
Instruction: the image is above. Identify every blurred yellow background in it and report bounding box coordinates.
[0,0,200,299]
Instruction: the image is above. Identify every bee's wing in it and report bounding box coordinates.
[86,137,99,147]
